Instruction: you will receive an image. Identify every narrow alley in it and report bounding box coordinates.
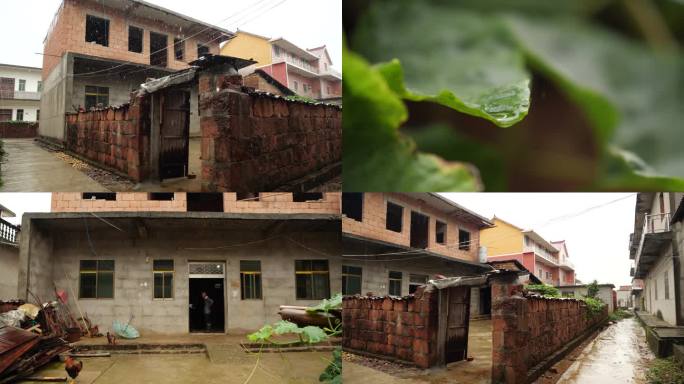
[0,139,108,192]
[556,318,654,384]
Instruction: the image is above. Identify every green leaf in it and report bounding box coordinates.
[272,320,301,335]
[247,324,273,343]
[306,293,342,313]
[593,147,684,191]
[353,0,531,127]
[300,326,328,344]
[319,348,342,383]
[343,46,481,191]
[503,15,684,178]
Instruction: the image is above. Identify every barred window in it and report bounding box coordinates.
[342,266,362,296]
[153,260,174,299]
[409,274,428,294]
[79,260,114,299]
[240,260,262,300]
[295,260,330,300]
[388,271,402,296]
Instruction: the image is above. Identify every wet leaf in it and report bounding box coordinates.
[353,0,531,127]
[343,45,481,192]
[306,293,342,313]
[273,320,301,335]
[300,326,328,344]
[504,15,684,179]
[247,324,273,342]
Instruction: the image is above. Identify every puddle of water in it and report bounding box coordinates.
[558,318,654,384]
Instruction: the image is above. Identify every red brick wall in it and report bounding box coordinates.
[0,122,38,138]
[65,94,150,181]
[198,69,342,192]
[342,286,439,368]
[342,193,482,262]
[43,0,220,78]
[491,280,608,383]
[51,192,341,214]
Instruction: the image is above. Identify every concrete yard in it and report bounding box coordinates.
[0,139,108,192]
[26,351,332,384]
[343,319,493,384]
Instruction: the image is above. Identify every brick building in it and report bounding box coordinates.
[17,192,341,334]
[40,0,230,143]
[481,217,576,287]
[341,193,494,316]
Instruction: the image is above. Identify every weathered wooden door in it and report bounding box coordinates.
[159,89,190,180]
[444,286,471,364]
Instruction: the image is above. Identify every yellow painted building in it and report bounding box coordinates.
[480,217,525,257]
[220,31,273,65]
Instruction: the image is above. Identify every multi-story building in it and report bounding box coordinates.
[0,63,42,122]
[220,30,342,102]
[341,192,494,315]
[630,192,684,326]
[616,285,633,308]
[40,0,231,143]
[17,192,340,334]
[481,217,576,287]
[0,203,19,300]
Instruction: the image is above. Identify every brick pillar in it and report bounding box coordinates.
[490,272,528,384]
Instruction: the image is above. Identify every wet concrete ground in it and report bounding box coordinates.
[27,351,331,384]
[556,318,654,384]
[343,319,492,384]
[0,139,107,192]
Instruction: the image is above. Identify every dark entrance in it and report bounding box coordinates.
[479,286,492,316]
[189,277,225,333]
[437,286,471,364]
[410,211,429,249]
[159,89,190,180]
[150,32,168,67]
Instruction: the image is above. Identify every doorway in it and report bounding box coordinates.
[188,262,226,333]
[410,211,429,249]
[150,32,168,67]
[437,286,471,365]
[159,89,190,180]
[479,286,492,316]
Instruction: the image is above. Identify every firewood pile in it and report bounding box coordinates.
[0,290,101,382]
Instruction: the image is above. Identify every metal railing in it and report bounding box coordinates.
[634,212,671,275]
[0,218,19,243]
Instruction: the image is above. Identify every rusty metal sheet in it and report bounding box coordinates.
[0,327,40,376]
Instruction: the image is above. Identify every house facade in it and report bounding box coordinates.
[558,284,616,313]
[481,217,576,286]
[617,285,633,308]
[220,30,342,102]
[17,192,341,334]
[0,63,42,122]
[40,0,231,143]
[341,192,494,316]
[0,209,20,300]
[630,192,684,326]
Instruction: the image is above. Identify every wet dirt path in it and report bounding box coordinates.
[556,318,654,384]
[0,139,108,192]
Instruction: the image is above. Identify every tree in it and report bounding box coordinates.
[586,280,599,298]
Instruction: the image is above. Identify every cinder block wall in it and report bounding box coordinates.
[198,68,342,192]
[491,280,608,383]
[342,286,439,368]
[65,94,150,181]
[342,193,482,262]
[0,122,38,138]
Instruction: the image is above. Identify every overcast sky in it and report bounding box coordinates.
[0,0,342,69]
[0,193,52,226]
[440,193,637,288]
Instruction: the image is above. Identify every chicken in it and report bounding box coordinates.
[64,356,83,381]
[106,331,117,345]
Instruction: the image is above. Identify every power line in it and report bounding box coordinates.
[67,0,281,78]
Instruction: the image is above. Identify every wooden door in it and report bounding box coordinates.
[444,286,471,364]
[159,89,190,180]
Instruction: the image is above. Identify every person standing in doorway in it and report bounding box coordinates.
[201,291,214,331]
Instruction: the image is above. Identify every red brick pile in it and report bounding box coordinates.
[342,286,439,368]
[198,69,342,192]
[65,94,150,181]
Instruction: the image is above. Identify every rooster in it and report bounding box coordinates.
[106,331,117,345]
[64,356,83,382]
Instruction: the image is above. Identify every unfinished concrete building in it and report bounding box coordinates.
[40,0,230,144]
[17,192,341,334]
[341,193,495,316]
[0,204,20,299]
